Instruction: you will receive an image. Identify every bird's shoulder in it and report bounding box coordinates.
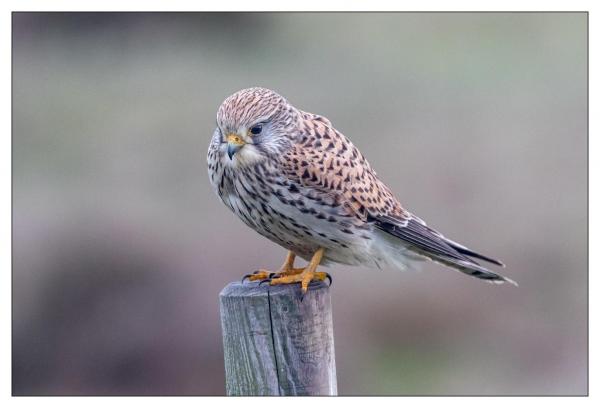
[280,111,408,221]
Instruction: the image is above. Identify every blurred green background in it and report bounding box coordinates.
[12,12,587,395]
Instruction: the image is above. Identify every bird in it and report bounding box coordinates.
[207,87,517,294]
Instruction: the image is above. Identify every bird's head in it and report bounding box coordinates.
[214,87,300,167]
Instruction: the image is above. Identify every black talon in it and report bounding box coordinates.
[307,273,332,287]
[258,278,271,286]
[242,270,261,283]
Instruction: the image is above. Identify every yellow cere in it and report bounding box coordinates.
[226,134,245,145]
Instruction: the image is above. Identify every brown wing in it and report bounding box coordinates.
[280,112,513,283]
[281,111,409,222]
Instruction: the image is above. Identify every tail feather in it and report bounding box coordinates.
[443,237,505,267]
[428,253,518,286]
[369,214,517,286]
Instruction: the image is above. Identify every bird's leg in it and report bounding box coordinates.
[269,248,330,294]
[243,251,300,282]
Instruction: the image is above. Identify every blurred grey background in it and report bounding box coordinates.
[12,12,587,395]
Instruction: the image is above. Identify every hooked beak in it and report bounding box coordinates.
[226,133,245,159]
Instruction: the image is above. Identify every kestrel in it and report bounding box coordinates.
[207,87,517,293]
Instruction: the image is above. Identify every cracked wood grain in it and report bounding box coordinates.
[219,280,337,396]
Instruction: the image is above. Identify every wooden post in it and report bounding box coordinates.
[219,280,337,396]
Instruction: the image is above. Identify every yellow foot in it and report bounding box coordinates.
[242,248,331,295]
[243,267,304,282]
[270,248,330,295]
[269,270,332,294]
[242,251,302,282]
[243,270,270,282]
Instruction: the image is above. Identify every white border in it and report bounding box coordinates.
[3,1,595,407]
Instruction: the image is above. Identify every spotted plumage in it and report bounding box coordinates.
[207,87,516,286]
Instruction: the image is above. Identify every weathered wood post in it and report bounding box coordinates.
[219,280,337,396]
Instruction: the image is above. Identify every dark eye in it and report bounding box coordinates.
[249,124,262,135]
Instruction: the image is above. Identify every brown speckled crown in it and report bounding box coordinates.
[217,88,284,130]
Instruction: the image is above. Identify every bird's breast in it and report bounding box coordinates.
[209,159,378,265]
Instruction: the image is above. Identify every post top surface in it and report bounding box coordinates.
[219,280,329,299]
